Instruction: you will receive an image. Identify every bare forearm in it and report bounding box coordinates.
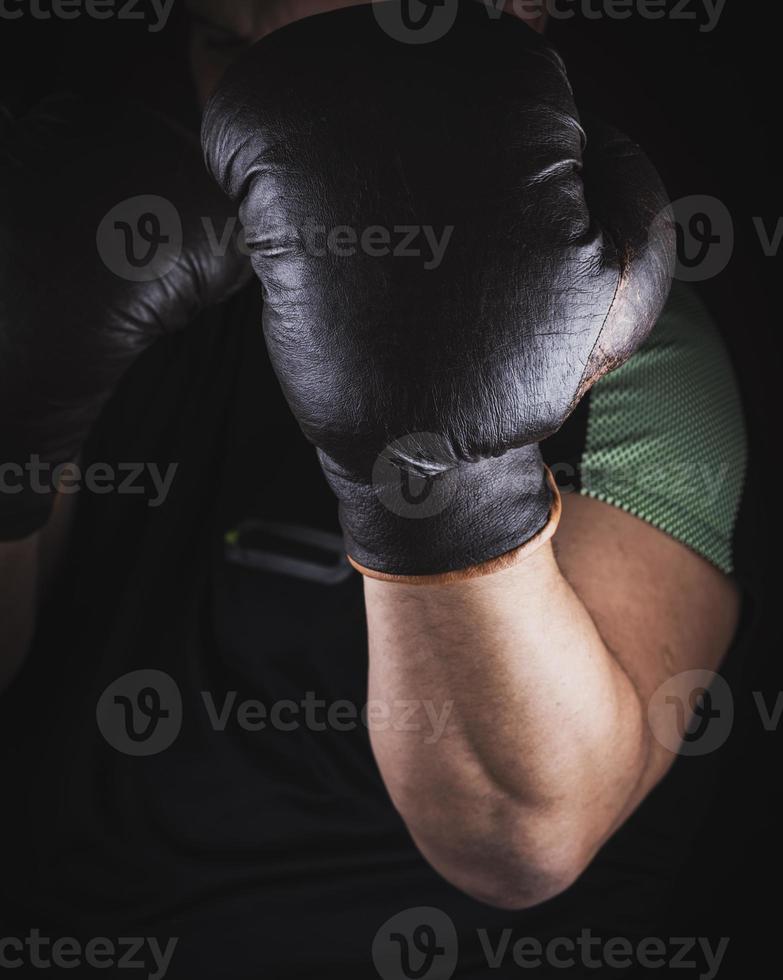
[364,542,648,906]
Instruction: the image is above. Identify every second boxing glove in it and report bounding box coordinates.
[0,94,250,539]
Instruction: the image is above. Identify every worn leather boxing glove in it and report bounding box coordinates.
[202,2,675,581]
[0,94,250,540]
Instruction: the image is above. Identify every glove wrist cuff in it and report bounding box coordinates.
[348,468,561,584]
[322,444,556,579]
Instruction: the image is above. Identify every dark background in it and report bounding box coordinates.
[1,0,779,973]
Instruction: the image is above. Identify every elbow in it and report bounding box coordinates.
[384,764,611,910]
[467,875,582,913]
[408,812,596,911]
[441,851,588,912]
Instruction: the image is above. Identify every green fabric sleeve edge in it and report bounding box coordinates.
[578,484,737,575]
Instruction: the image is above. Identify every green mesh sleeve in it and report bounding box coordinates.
[580,281,747,574]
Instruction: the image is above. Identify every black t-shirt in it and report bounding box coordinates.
[0,286,751,979]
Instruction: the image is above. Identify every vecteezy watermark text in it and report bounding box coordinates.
[498,0,726,32]
[373,910,729,980]
[0,0,175,32]
[0,930,177,979]
[373,0,727,43]
[242,221,455,271]
[0,456,178,508]
[96,670,455,756]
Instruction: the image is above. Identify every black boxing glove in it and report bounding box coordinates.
[0,93,250,540]
[202,2,674,581]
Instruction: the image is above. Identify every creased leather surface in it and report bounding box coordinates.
[0,93,250,538]
[202,1,675,575]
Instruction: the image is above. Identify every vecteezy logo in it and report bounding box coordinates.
[400,0,444,31]
[670,687,720,744]
[667,194,733,281]
[372,433,460,520]
[647,669,733,756]
[96,194,183,282]
[114,211,169,269]
[372,907,458,980]
[676,214,720,270]
[96,669,183,756]
[373,0,459,44]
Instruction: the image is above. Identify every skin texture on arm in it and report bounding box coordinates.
[364,494,740,909]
